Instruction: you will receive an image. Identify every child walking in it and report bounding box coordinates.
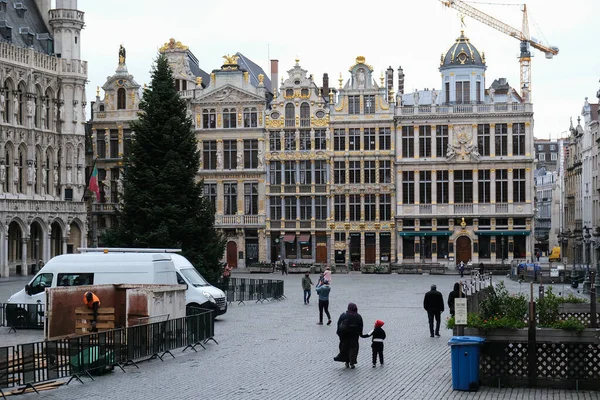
[361,320,386,367]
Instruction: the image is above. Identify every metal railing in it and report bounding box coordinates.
[215,278,285,304]
[0,303,45,329]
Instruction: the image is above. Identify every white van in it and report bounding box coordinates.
[7,248,227,318]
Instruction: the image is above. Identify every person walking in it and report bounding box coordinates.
[478,262,485,275]
[334,302,364,369]
[361,319,386,367]
[301,272,313,305]
[447,282,461,317]
[222,265,232,287]
[281,259,287,275]
[315,279,331,325]
[423,284,444,338]
[458,261,465,278]
[323,266,332,284]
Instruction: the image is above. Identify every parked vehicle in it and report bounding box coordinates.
[549,246,561,262]
[6,248,227,325]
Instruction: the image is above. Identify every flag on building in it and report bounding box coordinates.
[88,163,100,201]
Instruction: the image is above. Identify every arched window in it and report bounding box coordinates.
[203,109,216,129]
[117,88,126,110]
[285,103,295,127]
[4,147,12,193]
[18,146,26,193]
[243,107,257,128]
[34,92,40,128]
[17,83,26,125]
[300,102,310,127]
[4,80,13,124]
[99,104,105,112]
[44,89,53,130]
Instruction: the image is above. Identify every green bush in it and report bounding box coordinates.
[537,286,561,327]
[446,313,526,331]
[551,317,586,332]
[559,293,588,304]
[479,281,528,322]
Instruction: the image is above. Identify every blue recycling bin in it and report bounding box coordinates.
[448,336,485,391]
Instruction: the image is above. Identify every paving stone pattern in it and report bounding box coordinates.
[1,273,598,400]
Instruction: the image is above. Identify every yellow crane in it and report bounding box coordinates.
[439,0,559,101]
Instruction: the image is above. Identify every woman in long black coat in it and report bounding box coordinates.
[334,302,364,369]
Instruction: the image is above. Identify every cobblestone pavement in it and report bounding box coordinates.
[0,273,598,400]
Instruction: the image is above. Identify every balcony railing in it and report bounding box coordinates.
[496,203,508,213]
[419,204,432,214]
[396,103,532,116]
[92,203,118,213]
[285,221,297,229]
[300,118,310,127]
[454,204,473,214]
[216,215,266,226]
[285,119,295,127]
[398,203,531,217]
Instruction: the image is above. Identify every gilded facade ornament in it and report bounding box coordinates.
[96,86,99,97]
[196,76,203,86]
[222,54,239,65]
[243,72,249,83]
[211,73,216,84]
[258,74,265,84]
[159,38,189,52]
[349,56,374,72]
[338,73,343,89]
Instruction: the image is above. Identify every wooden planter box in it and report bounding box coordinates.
[247,267,273,273]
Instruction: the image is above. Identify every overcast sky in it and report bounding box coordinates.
[77,0,599,140]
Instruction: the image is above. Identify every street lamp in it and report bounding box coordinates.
[594,227,600,287]
[583,226,592,293]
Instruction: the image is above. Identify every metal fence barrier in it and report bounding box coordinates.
[215,278,285,305]
[0,303,45,330]
[0,309,215,397]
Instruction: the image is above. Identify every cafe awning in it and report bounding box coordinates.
[298,233,311,244]
[283,233,296,243]
[475,230,531,236]
[397,231,453,237]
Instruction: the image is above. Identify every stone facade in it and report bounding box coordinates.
[0,0,88,276]
[89,47,141,245]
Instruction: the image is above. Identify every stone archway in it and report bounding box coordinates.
[68,222,82,254]
[8,221,23,275]
[50,222,63,258]
[29,221,44,273]
[456,236,472,264]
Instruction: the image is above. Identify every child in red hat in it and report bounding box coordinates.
[361,319,386,367]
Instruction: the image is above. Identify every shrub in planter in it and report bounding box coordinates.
[551,317,586,332]
[537,286,561,327]
[479,281,528,323]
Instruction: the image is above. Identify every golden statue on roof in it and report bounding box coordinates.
[159,38,189,53]
[223,54,239,65]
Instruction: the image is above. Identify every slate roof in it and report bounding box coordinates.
[236,52,272,93]
[0,0,53,55]
[187,50,210,88]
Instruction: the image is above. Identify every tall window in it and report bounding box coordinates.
[224,182,237,215]
[477,124,490,156]
[110,131,118,159]
[476,81,481,102]
[419,125,432,157]
[365,194,376,221]
[315,196,327,220]
[334,129,345,151]
[315,160,327,184]
[203,141,217,170]
[513,169,526,202]
[203,109,217,129]
[244,140,258,169]
[243,108,257,128]
[299,130,310,151]
[269,131,281,151]
[364,95,375,114]
[270,198,282,220]
[285,103,295,127]
[123,130,132,160]
[96,131,106,158]
[284,130,295,151]
[300,103,310,127]
[348,128,360,151]
[285,197,296,220]
[402,171,415,204]
[334,195,345,221]
[437,171,449,203]
[513,123,526,155]
[349,160,360,184]
[379,194,391,221]
[364,128,376,151]
[223,140,237,170]
[478,170,491,203]
[454,170,473,203]
[436,125,448,157]
[284,161,296,185]
[349,96,360,114]
[495,124,508,156]
[349,194,360,221]
[203,183,217,211]
[314,129,326,150]
[496,169,508,202]
[299,160,311,184]
[117,88,126,110]
[334,161,345,184]
[269,161,282,185]
[379,127,391,150]
[455,81,470,104]
[402,126,414,158]
[364,160,376,184]
[379,160,391,184]
[299,197,311,219]
[223,108,237,129]
[244,183,258,215]
[419,171,432,204]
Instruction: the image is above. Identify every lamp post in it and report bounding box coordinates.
[501,236,506,267]
[583,226,592,293]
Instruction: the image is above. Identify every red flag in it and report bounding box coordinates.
[88,163,100,201]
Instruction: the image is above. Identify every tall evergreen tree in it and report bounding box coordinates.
[104,54,225,283]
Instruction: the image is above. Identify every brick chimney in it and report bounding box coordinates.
[397,66,405,95]
[270,59,279,95]
[322,73,329,101]
[386,66,394,103]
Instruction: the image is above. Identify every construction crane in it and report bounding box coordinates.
[439,0,559,101]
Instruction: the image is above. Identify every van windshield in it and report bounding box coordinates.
[179,268,210,287]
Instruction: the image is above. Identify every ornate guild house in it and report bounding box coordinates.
[0,0,88,276]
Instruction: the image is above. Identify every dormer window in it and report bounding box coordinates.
[99,104,105,112]
[0,0,7,13]
[14,2,27,18]
[285,89,293,97]
[19,27,34,47]
[0,20,12,42]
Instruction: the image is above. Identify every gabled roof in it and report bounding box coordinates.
[236,52,271,92]
[1,0,53,54]
[187,50,210,88]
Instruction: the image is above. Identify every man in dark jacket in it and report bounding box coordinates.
[423,284,444,338]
